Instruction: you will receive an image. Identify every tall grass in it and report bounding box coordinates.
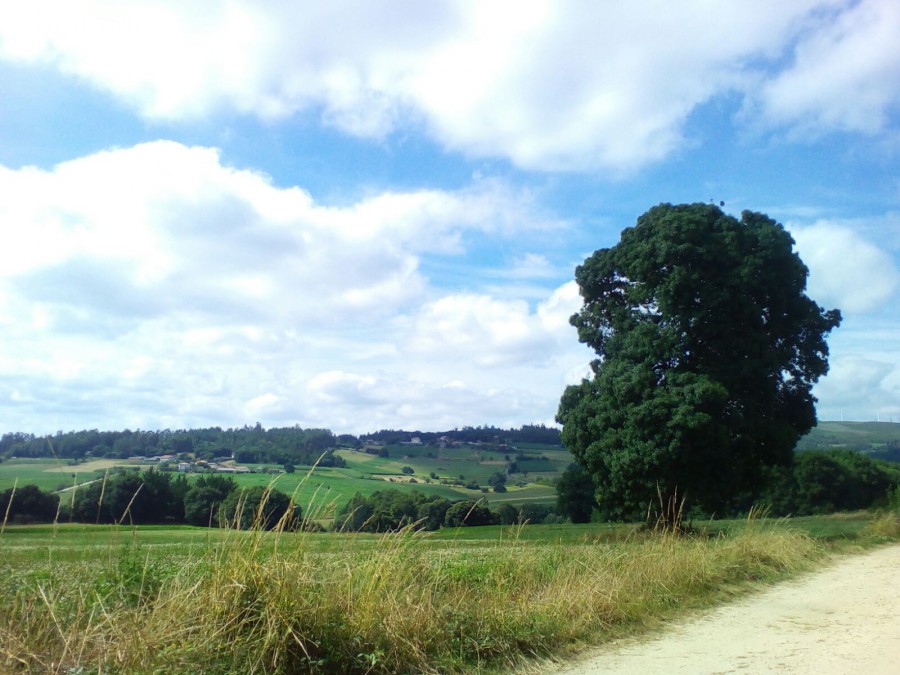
[0,497,826,674]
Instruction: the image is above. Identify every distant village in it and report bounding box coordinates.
[128,433,519,475]
[132,454,252,474]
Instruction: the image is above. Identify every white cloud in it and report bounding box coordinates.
[501,253,557,280]
[0,141,588,433]
[813,351,900,422]
[790,222,900,314]
[4,1,889,172]
[301,367,569,435]
[0,141,559,330]
[753,0,900,136]
[404,283,581,368]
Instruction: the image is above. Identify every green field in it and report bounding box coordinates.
[0,457,142,492]
[0,443,569,517]
[1,510,896,674]
[229,464,557,518]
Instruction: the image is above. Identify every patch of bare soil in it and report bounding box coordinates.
[550,545,900,675]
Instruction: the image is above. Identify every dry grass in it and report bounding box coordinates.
[863,510,900,539]
[0,503,825,674]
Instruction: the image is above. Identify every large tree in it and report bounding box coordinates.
[557,203,841,520]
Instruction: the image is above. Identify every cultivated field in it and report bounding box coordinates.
[0,442,565,517]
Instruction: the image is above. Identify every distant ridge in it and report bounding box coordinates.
[798,421,900,461]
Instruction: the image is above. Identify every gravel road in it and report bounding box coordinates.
[550,545,900,675]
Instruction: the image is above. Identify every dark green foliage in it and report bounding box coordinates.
[183,473,237,527]
[401,466,414,475]
[444,500,496,527]
[336,493,375,531]
[362,424,561,446]
[559,203,841,520]
[71,469,182,524]
[416,498,452,530]
[556,463,597,523]
[92,546,174,609]
[219,486,299,530]
[487,471,507,488]
[492,503,520,524]
[517,503,556,524]
[183,486,228,526]
[0,484,59,524]
[0,426,342,468]
[760,450,900,515]
[334,490,504,531]
[66,471,237,526]
[334,490,451,532]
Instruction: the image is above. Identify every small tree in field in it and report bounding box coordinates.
[556,463,597,523]
[558,203,841,522]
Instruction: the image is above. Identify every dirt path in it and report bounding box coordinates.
[551,545,900,675]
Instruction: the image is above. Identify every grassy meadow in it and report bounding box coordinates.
[3,429,899,672]
[2,507,898,674]
[0,457,136,492]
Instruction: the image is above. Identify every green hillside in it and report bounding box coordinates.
[797,421,900,459]
[0,440,570,516]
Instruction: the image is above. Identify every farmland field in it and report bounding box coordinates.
[0,457,142,492]
[0,442,569,516]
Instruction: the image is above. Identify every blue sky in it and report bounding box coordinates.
[1,1,898,435]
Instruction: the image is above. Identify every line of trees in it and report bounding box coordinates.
[759,450,900,516]
[353,424,561,447]
[0,424,562,464]
[1,470,299,529]
[0,426,342,467]
[555,449,900,522]
[334,489,560,532]
[2,480,561,531]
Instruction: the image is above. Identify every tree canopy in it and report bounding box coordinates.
[556,463,597,523]
[557,203,841,520]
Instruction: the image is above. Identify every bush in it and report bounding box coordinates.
[759,450,900,515]
[444,500,495,527]
[219,486,299,530]
[0,485,59,524]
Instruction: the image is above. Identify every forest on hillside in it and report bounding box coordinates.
[0,424,561,463]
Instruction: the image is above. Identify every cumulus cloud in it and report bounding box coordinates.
[407,295,552,368]
[404,282,581,368]
[813,351,900,422]
[4,1,892,172]
[0,141,588,433]
[0,141,559,330]
[752,0,900,136]
[303,370,537,433]
[790,222,900,314]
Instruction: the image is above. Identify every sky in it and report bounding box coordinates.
[0,0,898,436]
